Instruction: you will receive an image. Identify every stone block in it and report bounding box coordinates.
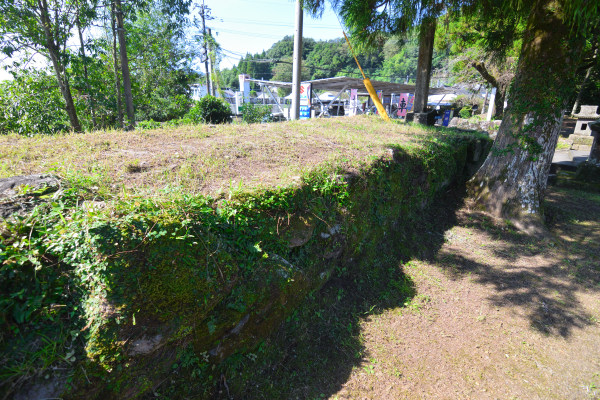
[574,119,596,135]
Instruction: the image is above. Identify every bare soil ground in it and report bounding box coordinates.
[329,186,600,400]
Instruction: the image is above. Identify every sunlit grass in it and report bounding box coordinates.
[0,115,483,200]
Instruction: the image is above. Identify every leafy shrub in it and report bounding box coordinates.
[185,95,232,124]
[240,103,272,123]
[137,119,161,130]
[459,106,472,119]
[164,118,183,127]
[136,94,193,122]
[0,69,69,136]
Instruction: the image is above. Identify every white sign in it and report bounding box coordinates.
[300,83,311,106]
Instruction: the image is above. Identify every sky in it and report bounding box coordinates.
[0,0,344,81]
[202,0,344,69]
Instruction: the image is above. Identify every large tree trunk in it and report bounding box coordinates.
[412,17,436,115]
[114,0,135,130]
[38,0,82,132]
[467,0,581,233]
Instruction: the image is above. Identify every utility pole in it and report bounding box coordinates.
[290,0,303,120]
[201,0,212,96]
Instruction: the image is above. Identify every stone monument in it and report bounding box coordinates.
[569,105,599,152]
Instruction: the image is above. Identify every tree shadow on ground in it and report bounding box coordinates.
[426,185,600,339]
[197,179,600,399]
[201,184,467,400]
[206,183,600,399]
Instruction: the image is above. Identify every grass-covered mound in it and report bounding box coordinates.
[0,116,490,398]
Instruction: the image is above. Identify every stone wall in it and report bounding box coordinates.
[447,117,502,138]
[2,135,492,400]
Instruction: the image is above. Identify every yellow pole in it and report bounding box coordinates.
[343,32,390,121]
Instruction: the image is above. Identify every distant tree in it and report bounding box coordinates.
[305,38,354,79]
[376,35,419,83]
[272,56,310,83]
[125,6,197,121]
[220,65,240,90]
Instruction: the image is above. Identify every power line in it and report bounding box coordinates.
[210,27,285,39]
[212,18,340,30]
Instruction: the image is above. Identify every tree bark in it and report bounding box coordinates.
[111,2,124,129]
[412,17,436,115]
[38,0,82,132]
[467,0,582,233]
[114,0,135,130]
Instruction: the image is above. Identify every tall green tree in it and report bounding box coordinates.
[0,68,69,135]
[113,0,135,129]
[467,0,599,229]
[125,6,197,121]
[106,0,192,128]
[435,13,523,119]
[0,0,95,132]
[306,0,600,228]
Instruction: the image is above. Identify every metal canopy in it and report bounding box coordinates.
[247,76,454,95]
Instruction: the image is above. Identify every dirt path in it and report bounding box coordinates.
[331,187,600,400]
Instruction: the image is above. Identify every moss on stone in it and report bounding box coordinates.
[13,132,491,400]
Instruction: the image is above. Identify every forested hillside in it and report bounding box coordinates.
[218,34,450,90]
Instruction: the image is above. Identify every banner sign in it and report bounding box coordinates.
[300,83,311,106]
[442,109,453,126]
[350,89,359,116]
[299,105,311,119]
[397,93,409,117]
[406,94,415,112]
[376,90,383,101]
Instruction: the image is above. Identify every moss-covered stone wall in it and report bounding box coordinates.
[0,133,490,399]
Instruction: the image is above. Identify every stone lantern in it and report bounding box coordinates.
[570,105,600,152]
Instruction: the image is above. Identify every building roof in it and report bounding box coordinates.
[247,76,454,95]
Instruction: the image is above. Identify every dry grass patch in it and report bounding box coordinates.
[0,116,445,199]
